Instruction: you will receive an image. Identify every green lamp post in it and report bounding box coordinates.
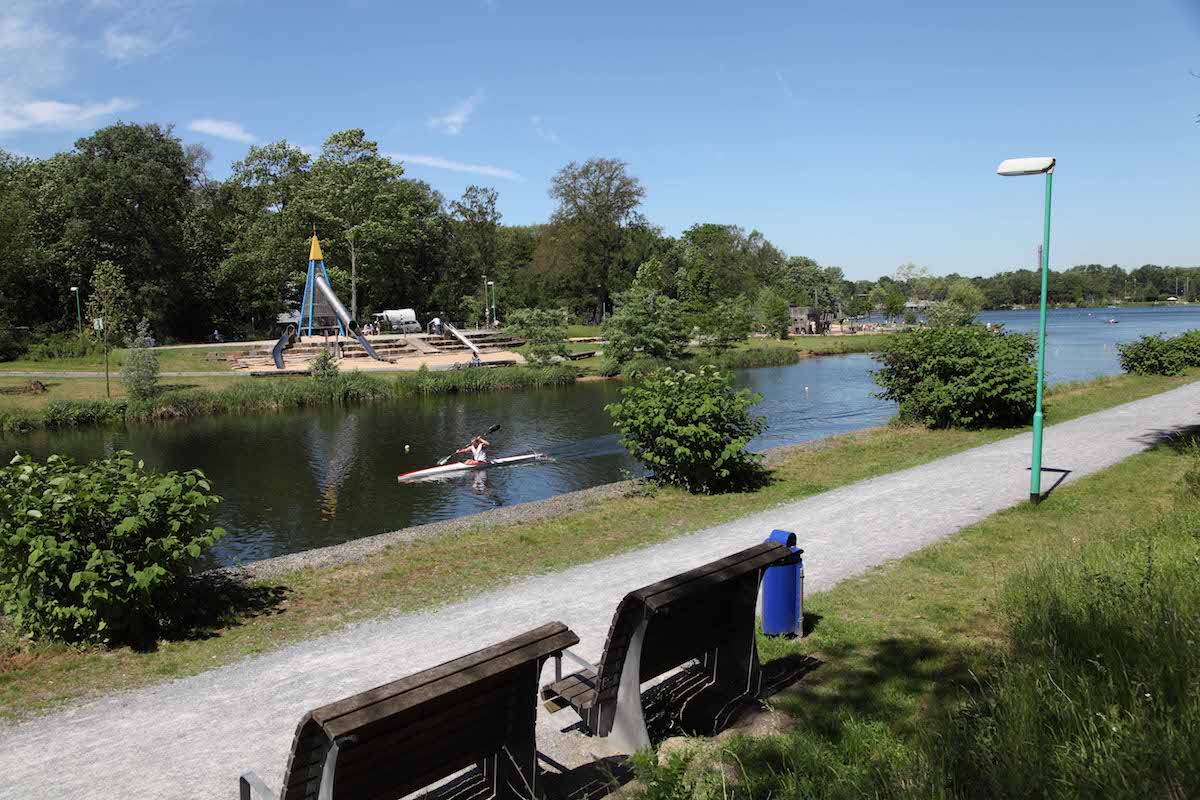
[996,156,1056,503]
[70,286,82,336]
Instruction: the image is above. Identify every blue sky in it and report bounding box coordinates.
[1,0,1197,280]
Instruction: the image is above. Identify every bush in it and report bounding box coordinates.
[606,365,766,493]
[23,332,105,361]
[602,283,690,364]
[0,451,225,644]
[698,297,753,350]
[1117,332,1199,376]
[120,318,160,400]
[872,326,1036,428]
[505,307,569,365]
[309,348,339,383]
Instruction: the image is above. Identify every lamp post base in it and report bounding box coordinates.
[1030,492,1042,505]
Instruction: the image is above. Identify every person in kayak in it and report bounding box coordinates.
[456,435,491,464]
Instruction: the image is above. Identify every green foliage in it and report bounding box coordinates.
[0,452,225,644]
[120,318,160,400]
[755,287,791,339]
[606,365,766,493]
[698,346,801,371]
[872,326,1037,428]
[698,296,753,350]
[504,307,568,365]
[1116,330,1200,376]
[85,259,132,344]
[309,348,340,383]
[602,281,690,364]
[902,308,918,325]
[22,332,105,361]
[884,290,907,321]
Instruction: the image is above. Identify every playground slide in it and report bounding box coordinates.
[313,274,385,362]
[272,324,296,370]
[443,322,482,357]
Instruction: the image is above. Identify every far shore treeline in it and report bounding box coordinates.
[2,122,1198,344]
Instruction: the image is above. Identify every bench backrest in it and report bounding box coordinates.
[590,542,790,717]
[278,621,578,800]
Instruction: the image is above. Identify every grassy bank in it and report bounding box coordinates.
[0,346,235,374]
[0,365,577,433]
[633,429,1200,798]
[0,369,1194,719]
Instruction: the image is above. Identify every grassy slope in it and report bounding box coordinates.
[0,369,1193,720]
[645,428,1198,798]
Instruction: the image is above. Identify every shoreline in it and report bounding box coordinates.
[229,432,880,580]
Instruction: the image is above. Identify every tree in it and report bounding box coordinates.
[755,287,791,339]
[120,318,160,400]
[505,307,568,364]
[548,158,646,320]
[602,263,690,364]
[699,296,753,350]
[445,186,501,314]
[86,260,131,342]
[884,290,907,322]
[927,279,986,328]
[307,129,404,319]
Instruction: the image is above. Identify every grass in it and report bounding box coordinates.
[0,366,578,433]
[0,346,235,374]
[0,368,1194,720]
[627,428,1200,797]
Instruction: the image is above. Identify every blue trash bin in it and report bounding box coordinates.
[762,529,804,636]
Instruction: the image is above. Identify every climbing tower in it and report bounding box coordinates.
[298,232,345,338]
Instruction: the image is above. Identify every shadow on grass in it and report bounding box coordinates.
[135,573,290,652]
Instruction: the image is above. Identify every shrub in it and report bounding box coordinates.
[505,307,569,365]
[872,326,1036,428]
[606,365,766,493]
[1117,331,1200,376]
[755,287,791,340]
[903,308,918,325]
[120,318,160,400]
[309,348,339,383]
[0,314,26,362]
[0,451,225,644]
[23,332,105,361]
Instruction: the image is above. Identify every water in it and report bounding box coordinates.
[6,304,1199,565]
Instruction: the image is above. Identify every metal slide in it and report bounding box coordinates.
[442,322,482,357]
[272,324,296,369]
[312,274,385,362]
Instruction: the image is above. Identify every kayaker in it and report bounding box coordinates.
[456,435,491,464]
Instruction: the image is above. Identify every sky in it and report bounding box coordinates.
[1,0,1198,280]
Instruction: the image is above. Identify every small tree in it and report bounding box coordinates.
[602,284,690,364]
[85,260,131,343]
[120,318,160,400]
[460,294,485,329]
[505,307,569,365]
[884,290,907,323]
[756,288,791,339]
[926,279,987,328]
[903,309,918,326]
[309,348,339,383]
[699,297,753,350]
[606,366,766,493]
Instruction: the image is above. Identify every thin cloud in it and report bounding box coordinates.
[776,71,795,102]
[0,97,134,133]
[428,92,482,136]
[530,115,559,144]
[391,153,521,181]
[188,118,257,143]
[102,26,174,61]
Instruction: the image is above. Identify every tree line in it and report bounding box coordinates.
[1,122,1196,343]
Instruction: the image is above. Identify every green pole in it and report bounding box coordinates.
[74,290,82,336]
[1030,170,1054,503]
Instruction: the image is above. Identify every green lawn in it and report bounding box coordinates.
[0,374,248,411]
[0,369,1194,720]
[634,425,1200,798]
[0,347,235,374]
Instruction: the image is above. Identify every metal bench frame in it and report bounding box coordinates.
[542,541,795,753]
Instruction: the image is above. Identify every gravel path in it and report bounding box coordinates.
[4,382,1199,800]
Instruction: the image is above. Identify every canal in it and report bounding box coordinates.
[4,305,1199,565]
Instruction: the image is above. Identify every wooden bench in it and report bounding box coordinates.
[540,542,797,753]
[240,621,579,800]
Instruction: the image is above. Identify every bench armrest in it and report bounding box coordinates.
[239,771,278,800]
[563,648,598,674]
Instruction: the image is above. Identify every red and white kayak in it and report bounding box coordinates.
[397,453,549,483]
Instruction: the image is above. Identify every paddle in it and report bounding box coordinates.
[437,423,501,465]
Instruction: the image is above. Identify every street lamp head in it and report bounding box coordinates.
[997,157,1055,177]
[70,286,78,292]
[487,281,494,286]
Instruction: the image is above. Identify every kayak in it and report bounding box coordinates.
[397,453,549,483]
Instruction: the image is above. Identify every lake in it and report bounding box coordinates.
[5,304,1198,565]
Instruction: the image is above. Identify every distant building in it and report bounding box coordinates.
[788,305,834,335]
